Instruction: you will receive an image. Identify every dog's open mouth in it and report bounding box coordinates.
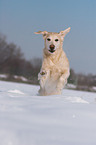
[49,49,55,53]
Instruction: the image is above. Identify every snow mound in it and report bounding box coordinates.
[8,89,25,95]
[64,96,89,104]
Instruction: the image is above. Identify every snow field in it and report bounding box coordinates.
[0,80,96,145]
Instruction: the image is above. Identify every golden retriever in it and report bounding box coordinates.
[35,27,70,95]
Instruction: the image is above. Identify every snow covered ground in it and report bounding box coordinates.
[0,80,96,145]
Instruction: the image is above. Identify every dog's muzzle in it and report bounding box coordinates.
[49,44,55,53]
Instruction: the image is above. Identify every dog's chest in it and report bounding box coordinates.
[50,56,64,70]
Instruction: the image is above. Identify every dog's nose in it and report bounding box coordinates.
[49,44,55,50]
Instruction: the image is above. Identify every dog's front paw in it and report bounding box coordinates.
[38,70,47,80]
[40,70,46,75]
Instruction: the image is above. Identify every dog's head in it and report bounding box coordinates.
[35,27,70,54]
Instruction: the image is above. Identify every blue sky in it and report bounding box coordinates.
[0,0,96,74]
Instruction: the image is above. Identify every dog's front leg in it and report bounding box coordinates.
[56,69,70,91]
[38,69,50,88]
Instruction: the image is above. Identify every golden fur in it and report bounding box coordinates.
[35,27,70,95]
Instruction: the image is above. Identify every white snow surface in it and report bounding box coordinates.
[0,80,96,145]
[0,74,7,79]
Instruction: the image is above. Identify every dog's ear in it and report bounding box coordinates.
[34,31,48,39]
[59,27,71,40]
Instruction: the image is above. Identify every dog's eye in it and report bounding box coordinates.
[47,38,51,41]
[55,39,59,42]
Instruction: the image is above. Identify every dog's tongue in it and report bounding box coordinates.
[49,49,55,53]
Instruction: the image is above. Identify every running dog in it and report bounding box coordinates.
[35,27,70,96]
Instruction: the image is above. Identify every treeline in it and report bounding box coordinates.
[0,34,96,92]
[69,69,96,91]
[0,34,41,84]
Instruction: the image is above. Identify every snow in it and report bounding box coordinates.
[14,75,28,82]
[67,83,76,89]
[8,89,25,95]
[0,74,7,79]
[92,86,96,91]
[0,74,28,82]
[0,80,96,145]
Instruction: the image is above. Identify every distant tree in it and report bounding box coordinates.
[77,73,96,88]
[0,34,24,74]
[0,34,41,84]
[68,69,77,85]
